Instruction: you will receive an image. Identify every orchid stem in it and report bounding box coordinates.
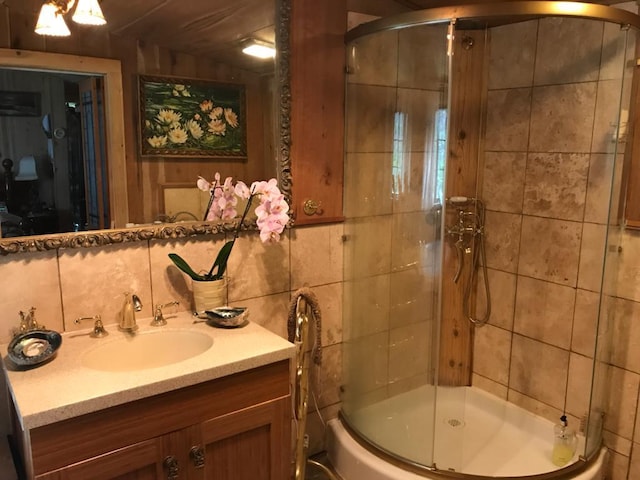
[205,188,256,279]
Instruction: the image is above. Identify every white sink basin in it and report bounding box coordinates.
[81,329,213,372]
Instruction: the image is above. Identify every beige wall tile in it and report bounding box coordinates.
[566,353,593,420]
[343,331,389,396]
[389,322,433,383]
[472,373,508,400]
[606,450,630,480]
[604,430,633,457]
[149,236,227,314]
[507,389,563,425]
[343,275,389,340]
[239,292,289,339]
[346,84,396,153]
[396,88,441,153]
[523,153,589,221]
[518,216,581,287]
[391,211,437,272]
[488,20,536,89]
[585,153,616,225]
[310,343,342,409]
[480,268,515,330]
[291,224,343,289]
[514,276,575,348]
[578,223,607,292]
[482,152,526,214]
[484,88,532,151]
[629,444,640,480]
[617,231,640,302]
[388,373,430,397]
[390,267,436,329]
[592,80,624,153]
[529,83,597,153]
[398,24,447,90]
[533,17,602,85]
[572,289,599,356]
[603,365,639,440]
[473,324,511,385]
[344,153,392,218]
[510,334,569,410]
[600,21,634,82]
[392,151,438,214]
[348,30,398,86]
[227,230,290,301]
[58,243,152,329]
[0,250,62,342]
[635,394,640,444]
[344,216,392,279]
[305,403,341,456]
[484,210,522,273]
[311,282,343,347]
[610,297,640,373]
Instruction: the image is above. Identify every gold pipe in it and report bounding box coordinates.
[293,294,340,480]
[294,296,310,480]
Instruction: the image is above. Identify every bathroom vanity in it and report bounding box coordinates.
[1,313,295,479]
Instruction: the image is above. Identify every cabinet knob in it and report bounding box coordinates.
[163,455,179,480]
[303,199,323,216]
[190,445,206,468]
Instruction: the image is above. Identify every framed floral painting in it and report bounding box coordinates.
[138,75,247,157]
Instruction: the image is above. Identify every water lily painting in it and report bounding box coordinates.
[138,75,246,157]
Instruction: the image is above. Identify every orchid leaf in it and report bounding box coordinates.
[168,253,206,281]
[207,240,235,280]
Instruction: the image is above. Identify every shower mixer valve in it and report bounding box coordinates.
[445,197,491,326]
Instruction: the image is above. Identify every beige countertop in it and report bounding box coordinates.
[2,312,295,430]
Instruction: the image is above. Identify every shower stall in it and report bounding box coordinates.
[333,2,639,479]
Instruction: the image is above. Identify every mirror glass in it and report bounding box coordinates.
[0,0,286,245]
[0,69,113,236]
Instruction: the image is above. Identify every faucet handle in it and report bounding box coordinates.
[75,315,109,338]
[151,301,180,327]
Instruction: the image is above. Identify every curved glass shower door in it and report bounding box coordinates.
[341,2,637,477]
[341,20,451,468]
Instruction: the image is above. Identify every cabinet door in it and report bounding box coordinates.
[35,438,164,480]
[198,396,290,480]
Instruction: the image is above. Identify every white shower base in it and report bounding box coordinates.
[328,385,607,479]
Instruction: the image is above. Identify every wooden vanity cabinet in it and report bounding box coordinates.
[12,360,291,480]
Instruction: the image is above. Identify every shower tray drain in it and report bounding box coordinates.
[446,418,465,428]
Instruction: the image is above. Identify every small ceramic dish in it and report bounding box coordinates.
[205,307,249,328]
[7,330,62,367]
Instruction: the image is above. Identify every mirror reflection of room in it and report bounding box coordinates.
[0,69,106,237]
[0,0,278,240]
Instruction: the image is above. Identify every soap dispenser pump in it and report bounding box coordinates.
[552,414,577,467]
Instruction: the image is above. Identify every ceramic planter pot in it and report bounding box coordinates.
[192,278,226,313]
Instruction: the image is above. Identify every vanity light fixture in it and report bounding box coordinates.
[35,0,106,37]
[241,39,276,59]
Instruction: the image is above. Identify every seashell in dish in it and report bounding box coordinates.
[7,330,62,367]
[204,307,249,328]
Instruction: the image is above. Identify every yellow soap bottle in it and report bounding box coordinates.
[552,415,577,467]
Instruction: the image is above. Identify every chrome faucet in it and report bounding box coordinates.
[119,293,142,332]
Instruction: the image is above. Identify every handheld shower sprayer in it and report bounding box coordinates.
[445,196,491,327]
